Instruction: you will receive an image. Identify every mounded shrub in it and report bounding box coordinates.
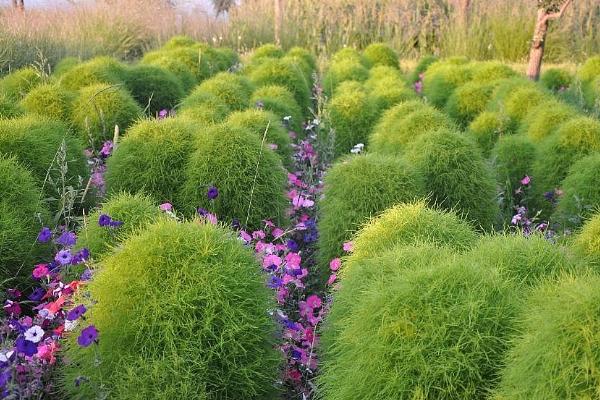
[366,65,403,82]
[287,47,317,76]
[331,47,368,66]
[408,54,438,83]
[317,154,426,278]
[422,62,473,108]
[60,220,281,399]
[365,68,416,111]
[467,111,512,156]
[0,67,42,100]
[470,61,516,83]
[59,56,127,91]
[105,118,196,204]
[179,123,287,229]
[573,211,600,265]
[194,72,254,111]
[487,77,536,109]
[70,83,143,146]
[362,43,399,68]
[406,129,499,230]
[349,201,478,263]
[519,100,578,142]
[319,253,518,400]
[247,57,311,112]
[53,56,81,77]
[327,82,379,157]
[226,109,293,164]
[20,83,75,121]
[554,153,600,227]
[249,85,303,132]
[541,67,573,91]
[577,55,600,82]
[494,274,600,399]
[0,116,89,209]
[369,106,453,155]
[141,46,215,82]
[162,35,198,50]
[140,56,196,93]
[178,90,232,124]
[122,64,185,116]
[445,81,495,127]
[0,92,23,118]
[249,44,284,63]
[76,192,161,259]
[582,75,600,108]
[503,86,548,125]
[322,60,370,96]
[214,47,239,70]
[0,156,48,285]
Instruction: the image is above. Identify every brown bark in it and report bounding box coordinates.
[17,0,24,11]
[274,0,283,46]
[526,0,573,81]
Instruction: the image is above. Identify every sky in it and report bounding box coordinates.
[0,0,215,12]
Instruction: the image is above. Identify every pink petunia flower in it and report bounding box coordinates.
[329,258,341,271]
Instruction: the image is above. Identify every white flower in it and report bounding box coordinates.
[64,319,79,332]
[24,326,45,343]
[0,351,14,362]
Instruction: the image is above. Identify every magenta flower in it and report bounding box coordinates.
[327,273,337,286]
[329,258,341,271]
[32,264,49,279]
[305,295,322,309]
[77,325,99,347]
[263,254,282,270]
[159,202,173,212]
[342,241,353,252]
[520,175,531,185]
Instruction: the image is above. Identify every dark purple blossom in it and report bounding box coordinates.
[197,207,208,217]
[37,227,52,243]
[267,276,283,289]
[77,325,98,347]
[56,231,77,247]
[207,186,219,200]
[286,239,299,252]
[28,288,45,302]
[98,214,112,227]
[80,269,93,281]
[15,337,37,357]
[67,305,87,321]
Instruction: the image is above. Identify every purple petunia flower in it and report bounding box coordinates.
[267,275,283,289]
[286,239,299,252]
[109,220,123,228]
[77,325,99,347]
[56,231,77,247]
[0,369,11,388]
[99,141,113,158]
[28,287,45,302]
[197,207,208,217]
[207,186,219,200]
[55,249,72,265]
[98,214,112,227]
[67,305,87,321]
[80,269,93,281]
[15,337,37,357]
[37,227,52,243]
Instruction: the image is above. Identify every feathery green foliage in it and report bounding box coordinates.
[249,44,285,63]
[60,220,281,399]
[178,87,232,124]
[519,100,578,142]
[331,48,368,66]
[422,62,473,108]
[406,129,499,230]
[0,92,23,118]
[494,273,600,400]
[365,66,415,111]
[249,85,304,132]
[105,118,196,204]
[322,60,370,96]
[122,64,185,116]
[53,57,81,77]
[573,211,600,265]
[503,86,548,125]
[179,123,287,229]
[445,81,495,127]
[59,56,127,91]
[467,111,512,156]
[70,83,142,146]
[0,67,42,100]
[317,154,426,279]
[287,47,317,76]
[408,55,438,83]
[577,55,600,82]
[140,56,196,93]
[470,61,516,83]
[541,67,573,91]
[20,83,75,122]
[194,72,254,111]
[362,43,399,68]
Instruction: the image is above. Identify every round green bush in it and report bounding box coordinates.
[247,57,311,112]
[406,129,499,230]
[349,201,478,263]
[282,54,313,83]
[141,47,212,82]
[76,192,161,259]
[0,116,89,210]
[319,253,517,400]
[179,123,287,229]
[140,56,196,93]
[60,219,281,399]
[519,100,578,142]
[554,153,600,227]
[20,83,75,121]
[331,47,368,66]
[366,65,403,82]
[249,85,303,132]
[287,46,317,75]
[322,60,370,96]
[445,81,495,127]
[194,72,254,111]
[105,118,196,204]
[487,77,536,109]
[494,273,600,400]
[470,61,516,83]
[178,91,232,124]
[226,109,292,164]
[408,54,438,84]
[122,64,185,116]
[577,55,600,82]
[573,211,600,265]
[327,82,379,157]
[59,56,127,91]
[503,86,549,125]
[317,153,426,278]
[362,43,399,68]
[249,44,284,63]
[53,57,81,77]
[369,106,453,155]
[0,67,42,100]
[467,111,512,156]
[422,63,473,108]
[71,83,143,146]
[162,35,197,50]
[0,92,23,118]
[214,47,239,70]
[541,67,573,91]
[0,155,48,285]
[365,68,415,111]
[582,75,600,109]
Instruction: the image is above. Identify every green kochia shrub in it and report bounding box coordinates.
[59,56,126,91]
[287,47,317,76]
[406,129,499,230]
[349,201,478,263]
[422,62,473,108]
[494,274,600,400]
[327,82,379,157]
[162,35,198,49]
[408,54,438,83]
[577,55,600,82]
[369,105,453,155]
[141,46,216,82]
[503,86,548,126]
[249,44,284,63]
[330,48,368,66]
[247,57,311,112]
[319,255,518,400]
[20,83,75,122]
[445,81,495,127]
[71,83,143,146]
[194,72,254,112]
[0,156,48,285]
[53,57,81,77]
[178,87,232,124]
[0,67,42,100]
[0,93,23,118]
[140,56,196,93]
[60,220,281,399]
[362,43,399,68]
[322,61,370,96]
[179,123,287,229]
[519,100,578,143]
[365,67,416,111]
[541,67,573,91]
[470,61,516,83]
[573,211,600,265]
[226,109,292,164]
[249,85,303,132]
[0,116,89,210]
[122,65,185,116]
[76,192,161,259]
[467,111,512,156]
[317,154,426,279]
[105,118,196,204]
[554,153,600,227]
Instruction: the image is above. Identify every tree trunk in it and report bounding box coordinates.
[17,0,24,11]
[274,0,283,46]
[526,9,549,81]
